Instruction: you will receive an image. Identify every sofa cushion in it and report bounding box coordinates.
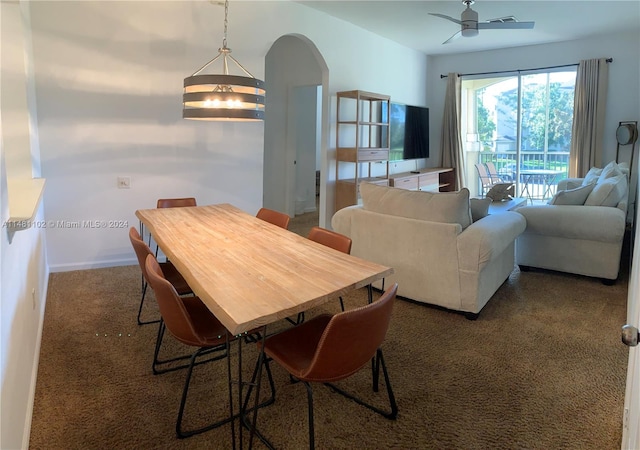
[548,183,595,206]
[360,182,472,229]
[597,160,625,184]
[584,175,628,207]
[470,198,491,222]
[582,167,602,186]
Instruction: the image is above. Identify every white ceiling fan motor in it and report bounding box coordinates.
[461,1,479,37]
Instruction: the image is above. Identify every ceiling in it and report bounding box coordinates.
[297,0,640,56]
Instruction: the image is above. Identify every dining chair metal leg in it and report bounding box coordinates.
[325,348,398,420]
[153,320,226,375]
[239,329,277,449]
[278,351,395,450]
[176,346,230,438]
[136,281,161,326]
[239,360,277,450]
[304,381,316,450]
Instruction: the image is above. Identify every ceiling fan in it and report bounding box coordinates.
[430,0,535,44]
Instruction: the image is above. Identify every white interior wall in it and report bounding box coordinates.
[1,2,49,449]
[29,1,428,270]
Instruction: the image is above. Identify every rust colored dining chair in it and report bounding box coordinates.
[254,283,398,449]
[129,227,192,326]
[156,197,197,209]
[291,226,353,324]
[256,207,290,230]
[145,255,275,439]
[150,197,197,255]
[130,227,200,374]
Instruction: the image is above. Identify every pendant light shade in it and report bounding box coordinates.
[183,1,265,121]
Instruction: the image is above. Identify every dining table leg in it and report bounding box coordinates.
[227,326,275,450]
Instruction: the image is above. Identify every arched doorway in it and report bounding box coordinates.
[263,34,329,233]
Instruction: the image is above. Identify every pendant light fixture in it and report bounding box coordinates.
[183,0,265,121]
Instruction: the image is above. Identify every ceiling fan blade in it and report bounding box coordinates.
[478,21,535,30]
[442,30,462,45]
[429,13,462,25]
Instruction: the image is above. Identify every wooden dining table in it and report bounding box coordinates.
[135,203,393,335]
[135,203,393,448]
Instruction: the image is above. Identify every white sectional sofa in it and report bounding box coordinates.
[331,182,526,318]
[516,161,629,283]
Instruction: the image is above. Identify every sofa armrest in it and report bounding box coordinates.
[558,178,584,190]
[331,205,360,235]
[517,205,626,243]
[457,211,526,272]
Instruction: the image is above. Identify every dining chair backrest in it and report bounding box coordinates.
[145,254,202,347]
[256,207,291,230]
[301,283,397,382]
[129,227,155,282]
[307,226,352,255]
[157,197,197,209]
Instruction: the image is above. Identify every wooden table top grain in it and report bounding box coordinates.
[136,203,393,335]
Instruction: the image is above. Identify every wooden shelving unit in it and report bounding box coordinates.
[335,90,390,211]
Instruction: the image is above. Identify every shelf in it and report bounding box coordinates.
[335,90,390,101]
[336,177,389,186]
[338,121,389,126]
[335,90,390,210]
[337,147,389,162]
[6,178,46,230]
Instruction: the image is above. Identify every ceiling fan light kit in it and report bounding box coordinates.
[430,0,535,45]
[183,0,265,121]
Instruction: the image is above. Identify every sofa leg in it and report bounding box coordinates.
[601,278,616,286]
[465,312,479,321]
[518,265,531,272]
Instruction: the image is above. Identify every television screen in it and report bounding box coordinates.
[384,102,430,162]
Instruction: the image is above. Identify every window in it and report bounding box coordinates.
[462,70,577,200]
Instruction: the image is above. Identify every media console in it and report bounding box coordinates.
[388,168,455,192]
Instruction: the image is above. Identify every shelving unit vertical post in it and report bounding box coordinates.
[335,90,390,211]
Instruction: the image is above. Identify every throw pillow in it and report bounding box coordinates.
[470,198,491,222]
[360,182,472,229]
[548,183,595,205]
[584,174,628,207]
[582,167,602,186]
[597,160,624,184]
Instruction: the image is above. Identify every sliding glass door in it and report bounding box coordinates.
[462,69,577,201]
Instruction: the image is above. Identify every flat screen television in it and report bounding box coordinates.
[382,102,430,162]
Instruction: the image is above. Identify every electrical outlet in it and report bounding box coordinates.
[117,176,131,189]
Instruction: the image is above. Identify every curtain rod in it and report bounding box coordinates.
[440,58,613,79]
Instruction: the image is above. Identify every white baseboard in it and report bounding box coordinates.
[49,258,137,273]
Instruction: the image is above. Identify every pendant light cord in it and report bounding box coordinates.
[222,0,228,49]
[189,0,255,78]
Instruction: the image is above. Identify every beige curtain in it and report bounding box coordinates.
[440,73,466,190]
[569,58,609,177]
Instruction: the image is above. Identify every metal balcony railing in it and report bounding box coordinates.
[479,151,570,201]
